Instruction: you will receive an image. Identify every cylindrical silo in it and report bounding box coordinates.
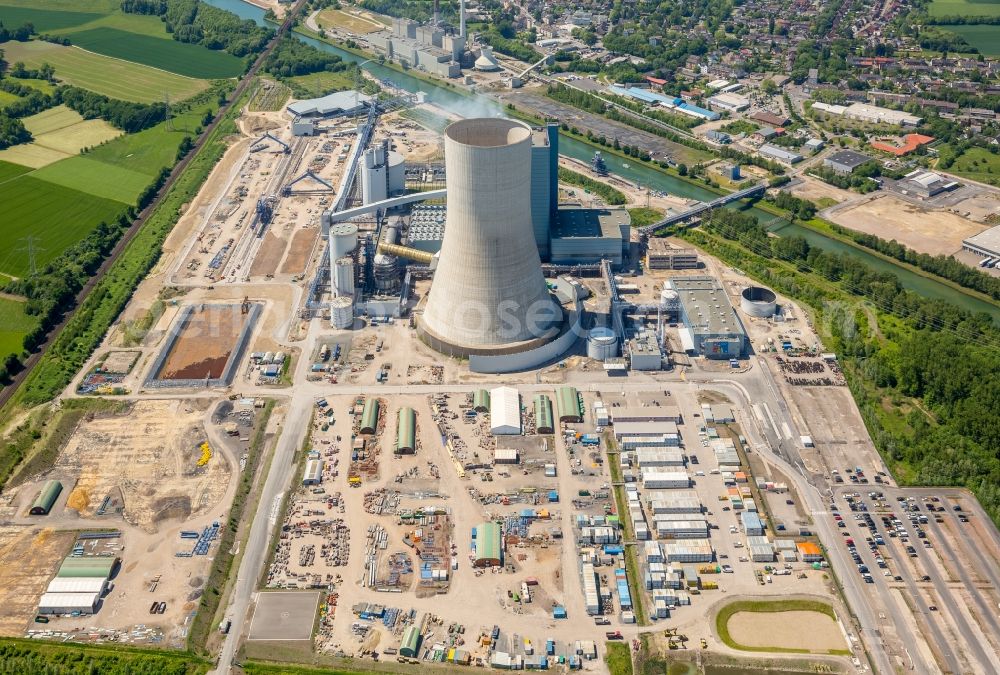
[587,327,618,361]
[420,119,561,356]
[361,146,388,204]
[330,295,354,329]
[373,253,399,293]
[333,256,355,297]
[387,150,405,195]
[329,222,358,260]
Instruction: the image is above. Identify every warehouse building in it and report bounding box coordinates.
[38,592,100,615]
[580,560,600,614]
[823,149,873,175]
[748,535,775,562]
[642,470,691,489]
[962,225,1000,261]
[360,398,380,435]
[662,540,714,563]
[611,405,682,424]
[549,205,629,266]
[620,435,679,450]
[490,386,521,435]
[797,541,823,563]
[635,447,686,468]
[758,144,803,165]
[646,239,699,270]
[45,577,108,595]
[898,170,958,198]
[628,332,663,370]
[302,458,324,485]
[493,447,520,465]
[57,556,118,579]
[707,92,750,113]
[395,407,416,454]
[614,420,680,443]
[534,394,554,434]
[671,276,747,359]
[30,480,62,515]
[473,522,503,567]
[555,386,582,423]
[655,519,709,539]
[741,511,765,536]
[286,90,372,118]
[400,625,422,657]
[648,490,702,514]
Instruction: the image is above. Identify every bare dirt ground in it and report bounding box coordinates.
[160,305,243,380]
[789,175,854,204]
[280,228,318,275]
[0,527,75,635]
[54,400,230,533]
[250,232,287,278]
[827,194,988,256]
[726,610,846,651]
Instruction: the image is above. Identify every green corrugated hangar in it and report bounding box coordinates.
[473,389,490,412]
[30,480,63,515]
[400,624,422,657]
[556,386,582,423]
[474,522,503,567]
[360,398,380,434]
[57,556,118,579]
[534,395,554,434]
[395,407,416,454]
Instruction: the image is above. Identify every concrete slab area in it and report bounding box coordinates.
[248,591,320,641]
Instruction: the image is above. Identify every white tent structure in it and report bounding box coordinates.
[490,386,521,435]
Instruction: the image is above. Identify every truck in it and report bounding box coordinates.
[606,631,623,640]
[219,618,232,634]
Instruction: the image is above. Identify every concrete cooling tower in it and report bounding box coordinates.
[420,118,562,356]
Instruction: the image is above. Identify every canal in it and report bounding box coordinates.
[208,0,1000,322]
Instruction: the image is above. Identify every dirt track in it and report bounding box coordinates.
[727,610,846,652]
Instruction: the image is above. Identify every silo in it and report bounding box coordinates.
[587,327,618,361]
[330,296,354,329]
[329,223,358,260]
[333,256,355,297]
[361,146,388,204]
[373,254,399,293]
[420,118,561,356]
[387,150,405,195]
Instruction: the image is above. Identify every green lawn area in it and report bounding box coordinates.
[286,70,358,98]
[0,41,211,103]
[0,176,126,278]
[946,146,1000,186]
[67,27,246,79]
[929,0,1000,16]
[0,90,21,109]
[85,102,209,175]
[627,207,663,228]
[0,297,36,356]
[939,24,1000,54]
[32,156,153,204]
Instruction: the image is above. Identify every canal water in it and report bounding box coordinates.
[207,0,1000,322]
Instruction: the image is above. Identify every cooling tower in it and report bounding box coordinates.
[420,118,561,356]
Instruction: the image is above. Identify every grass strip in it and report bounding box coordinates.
[0,637,210,674]
[605,641,634,675]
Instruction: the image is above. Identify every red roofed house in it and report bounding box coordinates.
[870,133,934,156]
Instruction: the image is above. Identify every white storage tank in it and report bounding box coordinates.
[660,289,679,313]
[740,286,777,318]
[361,146,388,204]
[587,327,618,361]
[329,223,358,261]
[330,296,354,329]
[334,256,355,297]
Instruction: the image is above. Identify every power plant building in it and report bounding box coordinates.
[549,205,630,266]
[646,239,699,270]
[530,124,559,258]
[671,276,747,359]
[286,90,372,118]
[419,119,562,357]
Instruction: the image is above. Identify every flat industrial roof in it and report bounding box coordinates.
[287,90,370,117]
[826,149,873,168]
[670,276,745,337]
[552,205,629,239]
[963,225,1000,255]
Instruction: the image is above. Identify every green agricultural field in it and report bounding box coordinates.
[67,27,246,79]
[85,103,208,176]
[0,297,36,357]
[287,70,358,98]
[929,0,1000,16]
[0,41,210,103]
[946,146,1000,186]
[0,160,30,185]
[32,156,152,204]
[0,4,104,32]
[0,176,126,278]
[940,24,1000,54]
[5,105,123,169]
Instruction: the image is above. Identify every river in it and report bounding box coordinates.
[207,0,1000,322]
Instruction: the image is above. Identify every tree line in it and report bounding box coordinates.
[121,0,272,59]
[262,35,352,78]
[0,21,34,43]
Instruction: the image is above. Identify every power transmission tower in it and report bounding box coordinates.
[18,236,43,276]
[164,92,174,131]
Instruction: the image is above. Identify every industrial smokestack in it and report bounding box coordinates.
[420,119,561,356]
[433,0,439,26]
[460,0,466,38]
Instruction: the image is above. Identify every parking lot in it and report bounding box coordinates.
[829,487,1000,673]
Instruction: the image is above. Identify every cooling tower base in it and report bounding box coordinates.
[418,305,565,358]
